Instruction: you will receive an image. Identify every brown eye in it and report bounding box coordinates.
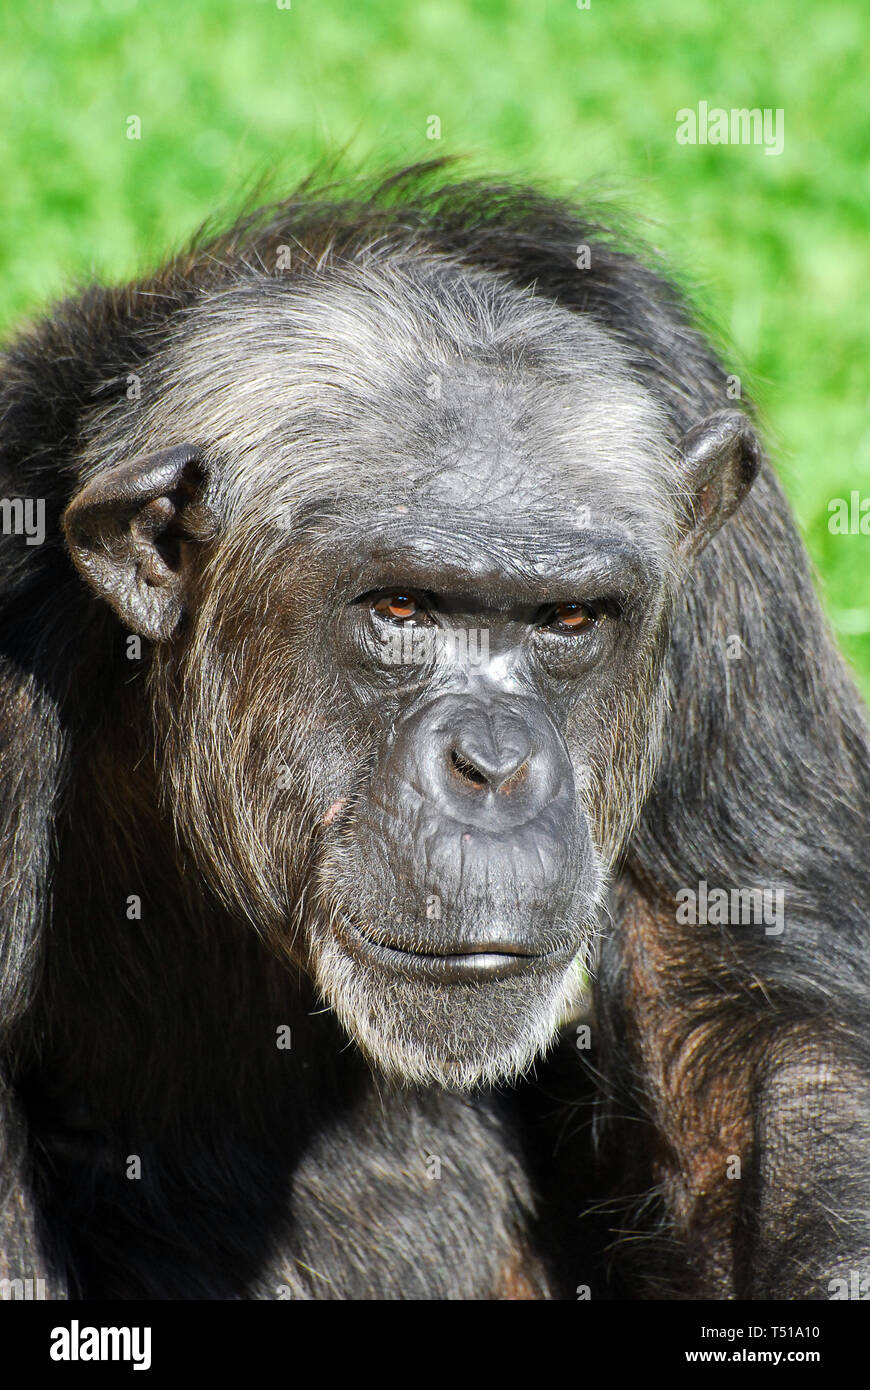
[549,603,596,632]
[373,593,424,622]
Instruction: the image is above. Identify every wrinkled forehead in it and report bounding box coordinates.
[119,260,680,540]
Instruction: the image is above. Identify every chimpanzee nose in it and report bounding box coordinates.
[384,693,573,831]
[448,711,532,793]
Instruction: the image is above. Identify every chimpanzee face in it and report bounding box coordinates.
[281,432,670,1088]
[65,260,759,1087]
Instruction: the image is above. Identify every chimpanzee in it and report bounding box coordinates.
[1,162,868,1300]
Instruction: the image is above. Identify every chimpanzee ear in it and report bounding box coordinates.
[676,410,762,558]
[64,444,208,641]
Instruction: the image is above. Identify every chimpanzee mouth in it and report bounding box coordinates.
[338,917,577,983]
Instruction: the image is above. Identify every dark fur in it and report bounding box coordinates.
[1,161,868,1299]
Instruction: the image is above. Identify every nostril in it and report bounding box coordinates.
[446,711,534,793]
[449,748,489,788]
[448,746,530,793]
[499,761,528,795]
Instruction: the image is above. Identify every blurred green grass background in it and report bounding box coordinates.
[1,0,868,692]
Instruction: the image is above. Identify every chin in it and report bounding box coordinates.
[311,928,589,1091]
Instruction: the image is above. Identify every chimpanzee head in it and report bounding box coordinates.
[64,252,760,1087]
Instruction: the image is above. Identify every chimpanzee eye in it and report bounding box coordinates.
[372,592,432,624]
[544,603,598,634]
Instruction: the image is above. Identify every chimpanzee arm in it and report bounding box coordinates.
[0,1083,68,1300]
[746,1045,870,1299]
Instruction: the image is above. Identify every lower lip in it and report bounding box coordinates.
[341,925,567,982]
